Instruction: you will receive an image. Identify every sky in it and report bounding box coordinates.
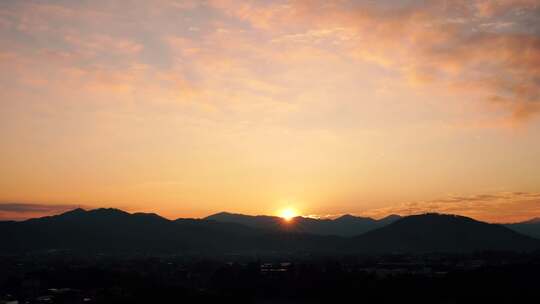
[0,0,539,222]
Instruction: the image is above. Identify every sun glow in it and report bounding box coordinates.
[279,208,298,221]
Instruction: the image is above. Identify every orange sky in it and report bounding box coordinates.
[1,0,539,222]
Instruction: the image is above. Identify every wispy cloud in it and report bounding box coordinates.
[0,203,83,221]
[224,0,540,123]
[361,192,540,223]
[2,0,538,124]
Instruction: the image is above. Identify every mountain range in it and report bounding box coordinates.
[204,212,401,236]
[1,208,539,254]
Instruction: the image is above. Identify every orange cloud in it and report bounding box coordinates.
[0,203,84,221]
[361,192,540,223]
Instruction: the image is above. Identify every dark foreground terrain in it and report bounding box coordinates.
[1,251,539,304]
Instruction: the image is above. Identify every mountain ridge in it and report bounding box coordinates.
[1,208,539,254]
[204,211,401,236]
[346,213,540,253]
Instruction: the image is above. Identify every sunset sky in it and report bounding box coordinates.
[1,0,539,222]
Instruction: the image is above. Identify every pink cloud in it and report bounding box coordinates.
[3,0,538,124]
[474,0,540,17]
[210,0,540,123]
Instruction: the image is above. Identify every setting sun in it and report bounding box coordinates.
[279,208,298,221]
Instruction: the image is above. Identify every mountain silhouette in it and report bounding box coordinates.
[346,213,540,253]
[205,212,401,236]
[1,209,539,254]
[505,218,540,239]
[0,208,339,254]
[205,212,286,231]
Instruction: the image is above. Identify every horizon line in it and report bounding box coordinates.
[1,205,538,225]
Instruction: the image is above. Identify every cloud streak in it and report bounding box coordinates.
[221,0,540,123]
[2,0,538,123]
[0,203,83,221]
[361,192,540,223]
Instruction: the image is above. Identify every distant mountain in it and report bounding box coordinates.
[205,212,286,231]
[505,218,540,239]
[347,213,540,253]
[378,214,402,225]
[205,212,401,236]
[0,208,340,254]
[1,209,538,254]
[521,217,540,224]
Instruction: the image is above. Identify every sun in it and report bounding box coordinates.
[279,208,298,221]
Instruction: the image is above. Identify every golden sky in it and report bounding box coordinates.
[1,0,539,222]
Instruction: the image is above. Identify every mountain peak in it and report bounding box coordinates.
[204,211,246,221]
[61,208,87,216]
[398,213,474,223]
[334,214,375,222]
[89,207,129,215]
[336,214,356,220]
[206,211,235,218]
[349,212,539,253]
[51,207,130,221]
[52,208,88,219]
[380,214,401,220]
[132,212,168,222]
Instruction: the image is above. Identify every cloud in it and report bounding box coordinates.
[2,0,538,125]
[0,203,83,221]
[0,203,80,213]
[474,0,539,17]
[213,0,540,123]
[361,192,540,223]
